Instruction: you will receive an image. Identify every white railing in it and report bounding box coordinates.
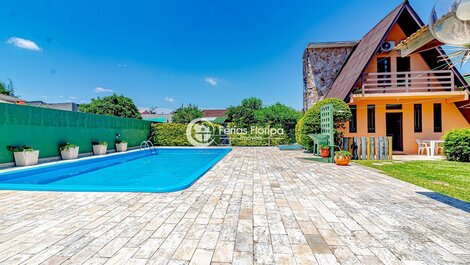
[361,70,454,95]
[140,140,157,154]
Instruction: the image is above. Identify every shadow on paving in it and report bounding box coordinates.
[417,192,470,213]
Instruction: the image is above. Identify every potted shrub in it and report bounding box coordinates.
[7,145,40,167]
[319,144,331,158]
[59,143,79,160]
[334,150,352,166]
[115,139,128,152]
[92,140,107,155]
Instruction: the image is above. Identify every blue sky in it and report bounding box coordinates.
[1,0,468,112]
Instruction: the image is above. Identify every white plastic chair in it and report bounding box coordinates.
[416,140,431,156]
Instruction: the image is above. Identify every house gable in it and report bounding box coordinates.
[324,2,467,101]
[324,3,405,101]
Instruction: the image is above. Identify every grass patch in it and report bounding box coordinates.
[354,160,470,202]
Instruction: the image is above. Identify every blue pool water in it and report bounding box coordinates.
[0,148,231,192]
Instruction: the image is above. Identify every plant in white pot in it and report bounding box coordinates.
[59,143,79,160]
[92,140,107,155]
[115,139,128,152]
[7,145,40,167]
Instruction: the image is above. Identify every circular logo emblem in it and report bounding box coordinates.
[186,118,217,147]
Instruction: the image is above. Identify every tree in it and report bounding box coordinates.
[226,97,263,127]
[254,103,301,136]
[0,78,15,96]
[149,106,159,114]
[79,93,142,119]
[172,104,203,123]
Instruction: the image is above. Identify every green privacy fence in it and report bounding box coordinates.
[0,103,152,163]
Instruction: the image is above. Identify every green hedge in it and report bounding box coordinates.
[152,123,222,146]
[443,128,470,162]
[152,123,191,146]
[295,98,351,151]
[152,122,291,147]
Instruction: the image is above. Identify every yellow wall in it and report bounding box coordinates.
[344,98,469,154]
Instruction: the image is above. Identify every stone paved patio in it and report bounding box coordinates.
[0,147,469,265]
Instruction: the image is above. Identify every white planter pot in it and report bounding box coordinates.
[93,144,107,155]
[60,146,79,160]
[115,143,128,152]
[13,150,39,167]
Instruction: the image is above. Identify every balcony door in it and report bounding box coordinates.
[377,57,391,88]
[397,57,410,87]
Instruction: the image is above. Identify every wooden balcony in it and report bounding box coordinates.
[360,70,455,95]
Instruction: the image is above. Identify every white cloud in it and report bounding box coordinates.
[6,37,42,51]
[68,96,78,99]
[94,87,113,93]
[164,97,175,103]
[205,77,218,86]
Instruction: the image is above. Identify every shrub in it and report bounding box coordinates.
[92,141,107,146]
[59,143,78,151]
[7,145,34,152]
[295,98,352,151]
[334,150,352,159]
[153,123,191,146]
[443,128,470,162]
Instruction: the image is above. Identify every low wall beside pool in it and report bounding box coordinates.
[0,103,152,164]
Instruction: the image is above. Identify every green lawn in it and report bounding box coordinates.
[354,160,470,202]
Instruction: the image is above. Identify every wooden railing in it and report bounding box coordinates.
[361,70,454,95]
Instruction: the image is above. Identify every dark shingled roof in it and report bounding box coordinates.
[202,109,227,117]
[326,3,406,100]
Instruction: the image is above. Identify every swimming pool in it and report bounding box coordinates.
[0,148,231,192]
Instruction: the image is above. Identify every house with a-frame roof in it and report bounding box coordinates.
[303,0,470,154]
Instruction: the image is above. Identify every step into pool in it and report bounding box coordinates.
[0,148,231,192]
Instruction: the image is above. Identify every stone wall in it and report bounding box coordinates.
[303,46,355,111]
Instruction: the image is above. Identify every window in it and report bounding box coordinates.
[349,105,357,133]
[367,105,375,133]
[434,103,442,132]
[414,104,422,133]
[386,104,402,110]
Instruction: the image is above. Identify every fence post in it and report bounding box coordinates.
[370,136,375,160]
[361,137,366,160]
[379,137,384,160]
[366,137,370,160]
[384,137,389,160]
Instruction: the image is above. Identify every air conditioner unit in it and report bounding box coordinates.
[380,41,395,52]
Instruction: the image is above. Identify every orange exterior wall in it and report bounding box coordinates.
[364,23,431,74]
[344,98,469,154]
